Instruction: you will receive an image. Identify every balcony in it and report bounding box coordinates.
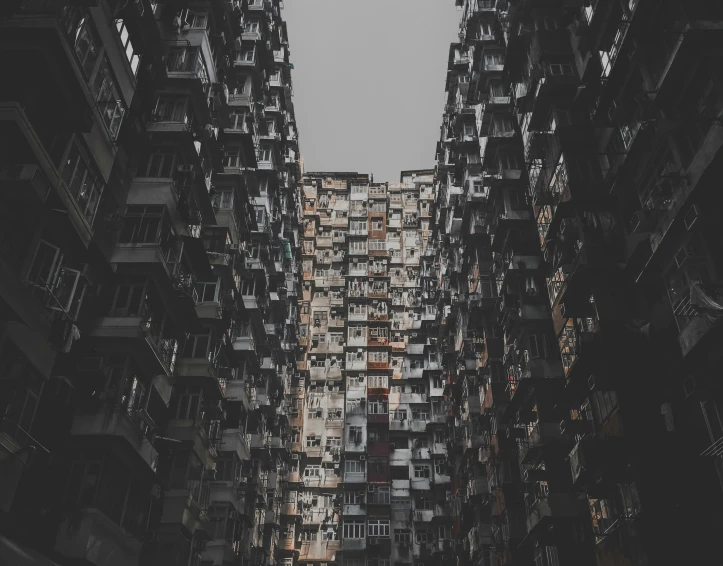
[343,471,367,484]
[343,504,366,516]
[341,539,366,551]
[55,508,142,566]
[69,406,158,471]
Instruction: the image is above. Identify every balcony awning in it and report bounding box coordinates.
[0,536,62,566]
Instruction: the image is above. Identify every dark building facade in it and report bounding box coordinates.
[434,1,723,566]
[4,0,723,565]
[0,1,302,565]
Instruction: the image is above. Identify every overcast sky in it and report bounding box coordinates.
[282,0,460,182]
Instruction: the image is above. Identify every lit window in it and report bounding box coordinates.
[115,20,140,75]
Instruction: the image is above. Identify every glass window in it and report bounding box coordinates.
[91,57,126,139]
[72,14,102,78]
[61,142,104,223]
[114,20,140,75]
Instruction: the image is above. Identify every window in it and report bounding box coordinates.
[259,146,272,162]
[239,48,255,63]
[485,53,504,67]
[392,409,407,421]
[307,408,323,419]
[370,486,390,504]
[243,19,260,33]
[194,280,219,303]
[434,460,447,476]
[348,426,362,443]
[368,352,388,363]
[119,205,168,244]
[186,10,207,28]
[368,375,387,389]
[368,399,388,415]
[0,343,44,447]
[114,20,140,75]
[416,530,432,543]
[415,495,432,510]
[299,528,317,542]
[303,465,321,477]
[168,46,200,72]
[367,520,390,538]
[110,281,146,316]
[223,149,241,168]
[71,14,102,78]
[414,465,431,478]
[412,408,429,421]
[322,526,338,541]
[61,142,104,223]
[590,390,618,426]
[344,491,364,504]
[175,389,201,420]
[139,150,177,178]
[343,521,365,539]
[344,460,364,473]
[306,435,321,447]
[27,239,89,318]
[395,529,412,543]
[91,56,126,138]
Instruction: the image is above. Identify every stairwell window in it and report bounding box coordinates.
[114,20,140,75]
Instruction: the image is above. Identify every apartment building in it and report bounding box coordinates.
[0,1,302,565]
[435,1,723,566]
[292,171,456,566]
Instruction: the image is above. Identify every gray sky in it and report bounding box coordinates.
[282,0,460,182]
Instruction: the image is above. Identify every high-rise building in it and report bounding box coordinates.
[4,1,723,565]
[435,1,723,565]
[0,1,302,565]
[291,171,456,566]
